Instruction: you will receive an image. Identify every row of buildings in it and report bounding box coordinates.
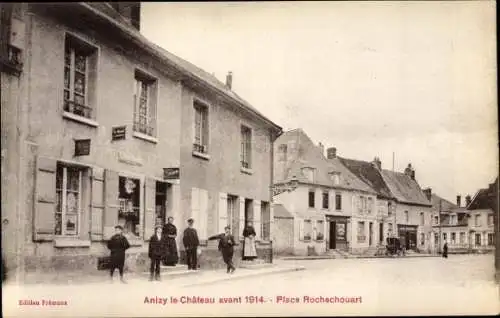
[1,3,498,282]
[271,129,497,257]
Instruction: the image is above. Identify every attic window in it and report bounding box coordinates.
[302,167,315,183]
[329,171,340,185]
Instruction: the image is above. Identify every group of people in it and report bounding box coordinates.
[107,217,259,282]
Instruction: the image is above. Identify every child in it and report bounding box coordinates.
[218,226,236,274]
[148,226,165,281]
[107,225,130,283]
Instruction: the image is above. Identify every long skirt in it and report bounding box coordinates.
[242,237,257,260]
[164,238,179,266]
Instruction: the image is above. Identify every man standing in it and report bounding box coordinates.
[442,241,448,258]
[218,226,236,274]
[107,225,130,283]
[183,218,199,270]
[162,217,179,266]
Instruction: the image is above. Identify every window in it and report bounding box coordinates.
[63,34,96,119]
[475,215,480,227]
[261,201,271,241]
[133,71,157,137]
[278,144,287,162]
[487,214,494,226]
[193,101,209,154]
[488,233,494,246]
[367,197,373,214]
[227,195,238,236]
[451,232,456,244]
[404,211,409,223]
[443,233,447,242]
[118,176,141,237]
[434,216,439,225]
[335,193,342,210]
[316,220,325,240]
[388,202,393,216]
[388,223,393,233]
[475,233,481,246]
[434,233,439,246]
[450,215,456,225]
[357,221,366,242]
[420,212,424,225]
[330,172,340,185]
[322,191,329,209]
[303,168,315,182]
[55,163,86,236]
[420,233,425,246]
[308,190,315,208]
[303,220,312,241]
[459,232,465,244]
[240,125,252,168]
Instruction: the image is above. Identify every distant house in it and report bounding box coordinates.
[467,179,497,253]
[273,129,378,256]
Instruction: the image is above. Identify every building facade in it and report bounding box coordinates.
[0,3,280,282]
[466,182,497,254]
[272,129,379,256]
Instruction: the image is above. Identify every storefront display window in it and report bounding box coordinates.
[118,176,141,237]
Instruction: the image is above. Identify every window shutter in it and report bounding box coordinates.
[298,219,304,241]
[103,169,119,239]
[144,177,156,241]
[90,167,104,241]
[218,193,228,234]
[238,197,246,240]
[199,189,208,240]
[191,187,200,223]
[34,157,57,241]
[253,200,262,240]
[351,195,356,213]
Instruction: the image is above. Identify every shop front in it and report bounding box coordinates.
[397,224,418,250]
[326,215,349,251]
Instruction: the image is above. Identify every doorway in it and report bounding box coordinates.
[244,198,253,226]
[369,222,373,246]
[329,221,336,249]
[155,182,167,226]
[379,223,384,244]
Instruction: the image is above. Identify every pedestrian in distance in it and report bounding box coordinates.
[162,216,179,266]
[148,225,166,281]
[218,226,236,274]
[182,218,200,270]
[442,241,448,258]
[107,225,130,283]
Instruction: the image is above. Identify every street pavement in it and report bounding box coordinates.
[2,254,499,317]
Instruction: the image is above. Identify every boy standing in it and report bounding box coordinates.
[107,225,130,283]
[148,226,165,281]
[218,226,236,274]
[182,218,199,270]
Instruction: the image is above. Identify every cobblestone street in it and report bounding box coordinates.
[3,254,498,317]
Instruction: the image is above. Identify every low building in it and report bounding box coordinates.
[467,182,497,254]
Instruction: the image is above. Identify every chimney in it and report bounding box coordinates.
[326,147,337,159]
[226,71,233,90]
[372,157,382,170]
[404,163,415,180]
[423,188,432,201]
[456,195,461,207]
[465,195,472,207]
[318,143,325,157]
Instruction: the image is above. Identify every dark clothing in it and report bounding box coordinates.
[183,227,199,270]
[150,258,161,279]
[162,223,179,266]
[148,234,166,260]
[442,243,448,258]
[219,234,236,272]
[107,234,130,277]
[243,226,256,238]
[185,247,198,270]
[242,226,257,261]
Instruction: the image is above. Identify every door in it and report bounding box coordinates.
[369,222,373,246]
[155,182,167,226]
[329,221,336,249]
[379,223,384,243]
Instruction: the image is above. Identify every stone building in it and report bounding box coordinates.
[1,3,280,282]
[273,129,379,256]
[466,180,497,254]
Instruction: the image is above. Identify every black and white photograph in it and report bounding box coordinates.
[1,1,498,317]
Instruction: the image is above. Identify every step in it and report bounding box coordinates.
[238,263,274,269]
[141,267,200,279]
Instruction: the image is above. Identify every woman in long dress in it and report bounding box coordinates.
[242,221,257,261]
[162,217,179,266]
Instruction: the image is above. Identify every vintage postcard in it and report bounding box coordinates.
[1,1,498,317]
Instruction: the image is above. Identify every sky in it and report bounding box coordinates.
[140,1,498,203]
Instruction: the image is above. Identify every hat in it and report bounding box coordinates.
[224,225,231,230]
[155,225,162,230]
[187,218,194,224]
[114,225,123,230]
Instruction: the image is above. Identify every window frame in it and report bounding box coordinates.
[55,163,85,237]
[308,190,315,208]
[193,99,210,155]
[420,212,424,225]
[335,193,342,211]
[315,220,325,241]
[133,69,158,139]
[240,125,252,169]
[322,191,329,210]
[303,219,312,241]
[404,210,409,223]
[117,172,145,239]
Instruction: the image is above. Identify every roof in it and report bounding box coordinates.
[380,170,431,206]
[339,157,393,199]
[430,194,457,212]
[275,129,376,194]
[467,188,493,210]
[273,204,294,219]
[78,3,282,132]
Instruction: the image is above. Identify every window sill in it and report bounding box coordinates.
[192,151,210,160]
[63,111,99,127]
[240,167,253,175]
[54,238,91,248]
[133,131,158,144]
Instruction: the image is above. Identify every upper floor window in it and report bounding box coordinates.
[303,167,315,183]
[133,70,157,137]
[193,101,209,154]
[434,216,439,225]
[63,34,97,120]
[56,163,87,236]
[404,210,409,223]
[329,171,340,185]
[322,191,329,209]
[367,197,373,214]
[420,212,424,225]
[240,125,252,169]
[308,190,315,208]
[335,193,342,210]
[487,214,494,226]
[278,144,287,162]
[474,215,480,227]
[388,202,393,216]
[450,215,457,225]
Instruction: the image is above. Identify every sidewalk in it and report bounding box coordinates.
[279,253,440,261]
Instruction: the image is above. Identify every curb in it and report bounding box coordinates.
[179,266,306,288]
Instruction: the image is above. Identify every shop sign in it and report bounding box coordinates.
[397,225,417,232]
[112,126,127,141]
[164,168,180,180]
[74,139,91,156]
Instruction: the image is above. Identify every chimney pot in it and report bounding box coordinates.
[423,188,432,201]
[318,143,325,157]
[326,147,337,159]
[456,195,461,207]
[465,195,472,207]
[226,71,233,89]
[372,157,382,170]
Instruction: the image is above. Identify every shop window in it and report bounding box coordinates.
[357,221,366,242]
[316,220,325,241]
[63,34,97,120]
[55,163,87,236]
[322,191,329,209]
[118,176,141,237]
[193,101,209,154]
[308,190,315,208]
[451,232,456,244]
[487,233,494,246]
[240,125,252,169]
[335,193,342,210]
[133,70,157,137]
[420,233,425,246]
[261,201,271,241]
[459,232,465,244]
